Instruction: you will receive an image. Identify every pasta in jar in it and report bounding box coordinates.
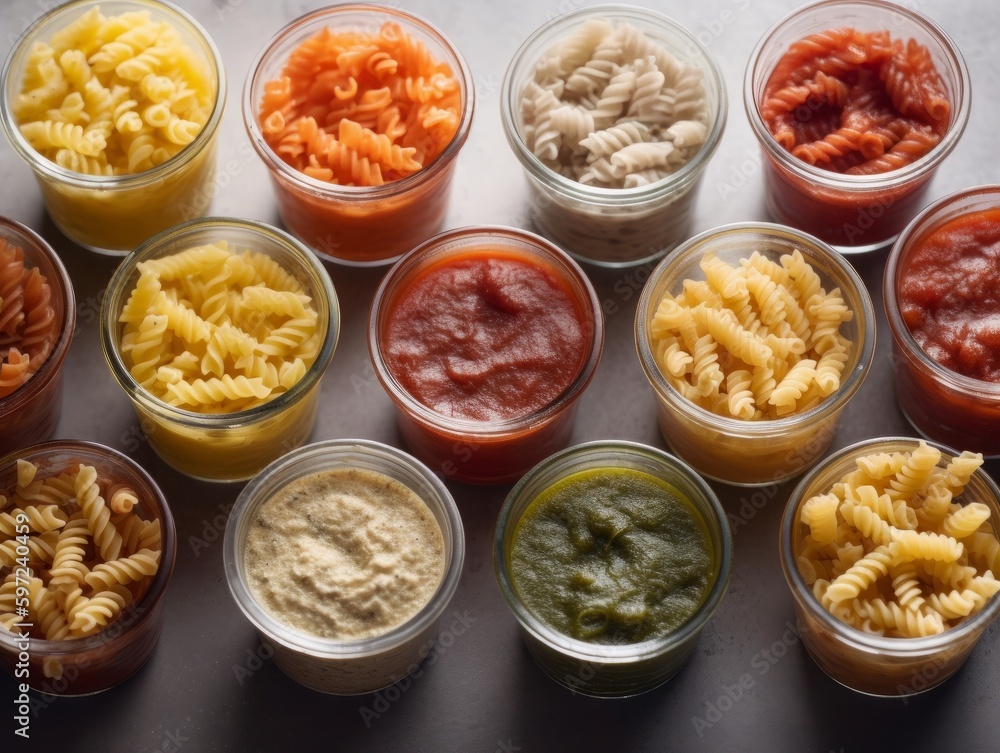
[116,241,321,413]
[0,459,162,641]
[648,249,854,420]
[795,441,1000,638]
[0,238,59,399]
[11,6,215,177]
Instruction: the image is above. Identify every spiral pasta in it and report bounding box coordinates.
[649,249,854,420]
[0,239,60,398]
[260,22,461,187]
[0,460,163,641]
[794,442,999,638]
[760,28,949,175]
[118,242,321,413]
[520,18,711,188]
[12,6,215,176]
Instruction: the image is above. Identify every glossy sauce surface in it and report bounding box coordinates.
[383,250,587,421]
[899,208,1000,382]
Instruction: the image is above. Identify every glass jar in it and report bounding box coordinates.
[500,4,727,268]
[0,0,226,255]
[494,440,732,697]
[0,216,75,457]
[224,439,465,694]
[243,3,474,267]
[743,0,970,253]
[368,226,604,485]
[100,217,339,482]
[779,437,1000,696]
[635,222,875,486]
[0,440,176,695]
[884,185,1000,457]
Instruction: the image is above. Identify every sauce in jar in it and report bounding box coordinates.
[898,208,1000,382]
[382,250,588,422]
[509,467,714,645]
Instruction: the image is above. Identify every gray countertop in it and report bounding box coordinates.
[2,0,999,750]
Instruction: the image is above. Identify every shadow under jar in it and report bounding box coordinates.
[0,217,75,457]
[100,217,339,482]
[224,439,465,695]
[368,226,604,485]
[243,3,474,267]
[780,437,1000,697]
[884,185,1000,458]
[501,4,727,268]
[743,0,970,254]
[494,440,732,697]
[0,0,226,255]
[635,222,875,486]
[0,440,176,696]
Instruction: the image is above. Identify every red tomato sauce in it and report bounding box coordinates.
[898,208,1000,382]
[383,250,588,421]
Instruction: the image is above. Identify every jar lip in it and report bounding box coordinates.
[634,221,877,433]
[499,3,728,205]
[0,0,227,188]
[0,439,177,651]
[99,216,340,428]
[223,438,466,658]
[779,436,1000,650]
[884,183,1000,397]
[367,225,605,435]
[241,2,475,200]
[492,439,733,661]
[0,215,77,416]
[742,0,971,189]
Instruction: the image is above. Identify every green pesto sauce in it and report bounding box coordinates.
[509,467,715,645]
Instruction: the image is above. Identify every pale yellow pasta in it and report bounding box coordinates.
[649,250,854,420]
[800,493,839,545]
[0,461,163,641]
[119,243,320,414]
[794,443,998,637]
[12,6,214,176]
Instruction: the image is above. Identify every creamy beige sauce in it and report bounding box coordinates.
[244,467,445,640]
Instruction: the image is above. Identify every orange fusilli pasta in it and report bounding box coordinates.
[259,23,462,187]
[0,239,59,398]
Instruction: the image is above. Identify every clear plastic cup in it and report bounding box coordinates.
[224,439,465,694]
[501,4,727,268]
[243,3,474,267]
[0,217,76,457]
[0,440,176,695]
[100,217,339,482]
[884,185,1000,457]
[494,440,732,697]
[368,226,604,485]
[744,0,970,254]
[0,0,226,255]
[779,437,1000,696]
[635,222,875,486]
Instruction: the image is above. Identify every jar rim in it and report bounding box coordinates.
[241,2,475,201]
[634,221,877,434]
[742,0,972,190]
[367,224,605,436]
[499,3,728,206]
[493,439,733,661]
[0,0,227,189]
[779,436,1000,652]
[99,216,340,429]
[223,438,466,658]
[883,183,1000,398]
